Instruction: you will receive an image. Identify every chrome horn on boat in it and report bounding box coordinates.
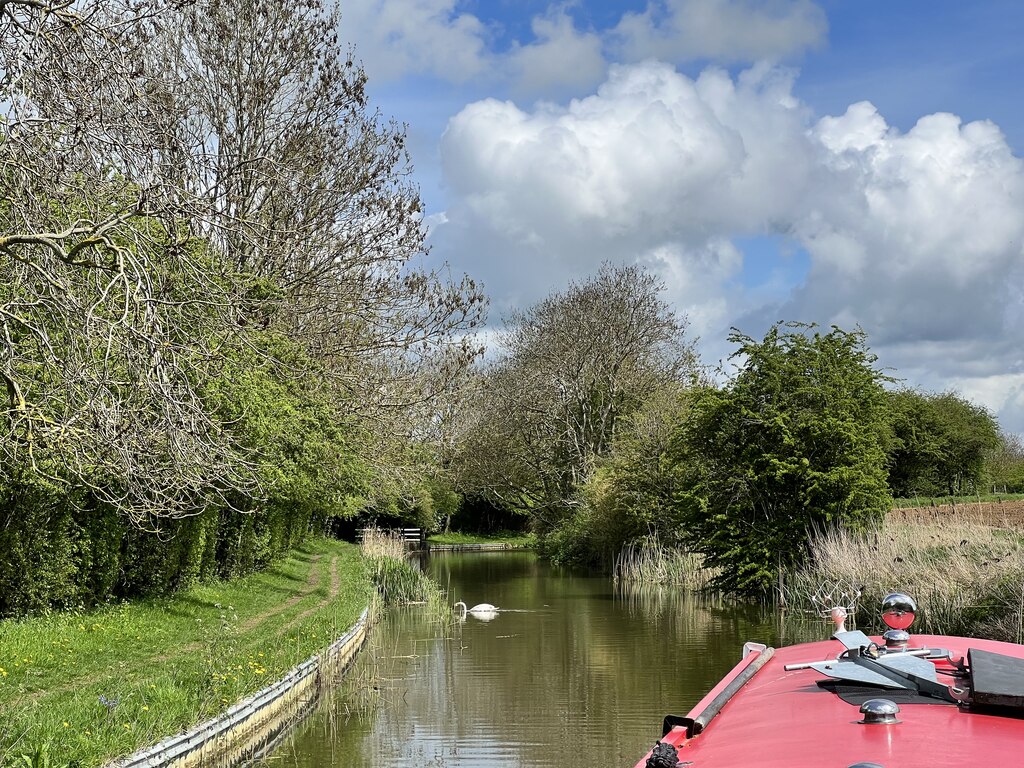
[881,592,917,630]
[881,592,917,648]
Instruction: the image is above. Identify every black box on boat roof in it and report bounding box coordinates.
[969,648,1024,709]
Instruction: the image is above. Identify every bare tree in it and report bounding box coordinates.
[452,264,697,528]
[147,0,485,414]
[1,0,256,522]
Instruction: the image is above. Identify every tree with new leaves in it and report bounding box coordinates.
[452,264,697,534]
[886,389,1000,497]
[1,0,483,526]
[0,0,484,613]
[988,431,1024,493]
[144,0,486,517]
[674,323,892,596]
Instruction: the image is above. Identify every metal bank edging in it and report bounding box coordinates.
[109,607,369,768]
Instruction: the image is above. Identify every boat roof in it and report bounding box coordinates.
[637,634,1024,768]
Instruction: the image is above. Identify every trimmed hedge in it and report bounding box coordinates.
[0,478,325,618]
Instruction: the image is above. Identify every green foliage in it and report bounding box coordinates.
[535,505,604,567]
[578,386,693,561]
[366,555,439,606]
[886,389,1001,496]
[986,432,1024,493]
[201,331,373,522]
[17,744,52,768]
[673,323,892,596]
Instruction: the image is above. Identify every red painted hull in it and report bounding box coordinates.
[633,634,1024,768]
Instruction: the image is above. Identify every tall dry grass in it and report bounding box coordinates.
[359,526,407,559]
[788,519,1024,641]
[613,536,716,590]
[359,527,442,607]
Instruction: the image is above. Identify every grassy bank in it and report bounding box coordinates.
[426,531,535,547]
[0,537,372,768]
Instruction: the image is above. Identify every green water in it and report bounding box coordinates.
[269,551,813,767]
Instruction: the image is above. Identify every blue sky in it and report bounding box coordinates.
[339,0,1024,437]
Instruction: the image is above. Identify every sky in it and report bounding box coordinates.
[336,0,1024,437]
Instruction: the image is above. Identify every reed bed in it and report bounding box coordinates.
[787,519,1024,641]
[613,536,716,591]
[359,527,407,560]
[359,527,444,608]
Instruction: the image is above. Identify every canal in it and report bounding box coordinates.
[270,550,815,767]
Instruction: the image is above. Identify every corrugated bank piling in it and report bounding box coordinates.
[106,608,369,768]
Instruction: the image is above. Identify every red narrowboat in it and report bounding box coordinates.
[634,592,1024,768]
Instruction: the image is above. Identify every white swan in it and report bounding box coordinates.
[454,600,499,620]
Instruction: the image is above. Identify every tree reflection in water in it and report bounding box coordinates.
[271,552,816,768]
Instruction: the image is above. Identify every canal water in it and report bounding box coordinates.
[270,551,817,767]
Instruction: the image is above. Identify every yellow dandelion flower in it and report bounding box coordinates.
[142,705,149,711]
[62,722,70,728]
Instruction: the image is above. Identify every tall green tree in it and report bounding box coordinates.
[674,323,892,596]
[574,385,694,563]
[886,389,1000,497]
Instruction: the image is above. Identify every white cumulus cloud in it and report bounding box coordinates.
[507,10,607,98]
[339,0,490,82]
[436,61,1024,433]
[339,0,827,92]
[442,62,814,244]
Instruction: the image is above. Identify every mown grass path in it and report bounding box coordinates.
[0,538,371,768]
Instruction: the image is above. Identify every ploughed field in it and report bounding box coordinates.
[890,499,1024,527]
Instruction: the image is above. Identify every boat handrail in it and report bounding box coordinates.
[664,646,776,739]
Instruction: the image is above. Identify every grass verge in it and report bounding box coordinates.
[426,531,535,547]
[0,537,372,768]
